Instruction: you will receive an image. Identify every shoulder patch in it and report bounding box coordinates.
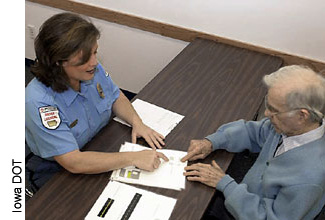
[39,106,61,130]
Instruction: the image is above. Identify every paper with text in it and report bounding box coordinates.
[110,142,187,191]
[113,99,184,137]
[85,181,176,220]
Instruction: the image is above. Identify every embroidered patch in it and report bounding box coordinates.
[39,106,61,130]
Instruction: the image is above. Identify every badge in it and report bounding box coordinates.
[97,83,105,99]
[69,119,78,128]
[39,106,61,130]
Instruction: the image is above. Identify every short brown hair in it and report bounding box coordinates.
[31,12,100,92]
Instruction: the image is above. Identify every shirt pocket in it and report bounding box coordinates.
[69,118,89,147]
[95,97,113,122]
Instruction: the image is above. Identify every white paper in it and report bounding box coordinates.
[110,142,187,191]
[85,181,176,220]
[113,99,184,137]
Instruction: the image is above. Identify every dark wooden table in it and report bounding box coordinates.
[26,38,282,220]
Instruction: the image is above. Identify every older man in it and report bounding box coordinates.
[182,65,325,220]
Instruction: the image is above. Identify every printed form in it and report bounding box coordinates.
[110,142,187,191]
[85,181,176,220]
[113,99,184,137]
[87,100,185,219]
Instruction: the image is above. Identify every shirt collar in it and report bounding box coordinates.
[60,79,95,106]
[282,119,325,150]
[59,87,79,107]
[80,78,93,93]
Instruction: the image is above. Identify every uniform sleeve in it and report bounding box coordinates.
[206,118,272,153]
[25,100,79,159]
[217,175,323,220]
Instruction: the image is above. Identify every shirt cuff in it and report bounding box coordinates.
[206,132,227,151]
[216,174,238,198]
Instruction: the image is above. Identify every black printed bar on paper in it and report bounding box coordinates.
[121,193,142,220]
[97,198,114,218]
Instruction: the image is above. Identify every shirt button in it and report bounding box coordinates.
[266,162,269,166]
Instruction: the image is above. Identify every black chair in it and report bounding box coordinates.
[25,142,37,201]
[25,61,35,201]
[315,205,325,220]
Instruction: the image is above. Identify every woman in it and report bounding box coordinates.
[25,12,168,190]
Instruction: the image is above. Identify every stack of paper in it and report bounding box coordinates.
[110,142,187,191]
[85,181,176,220]
[113,99,184,137]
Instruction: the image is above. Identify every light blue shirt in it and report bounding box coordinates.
[25,63,120,160]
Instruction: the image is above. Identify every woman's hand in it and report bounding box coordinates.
[112,92,165,149]
[132,150,169,172]
[132,122,165,149]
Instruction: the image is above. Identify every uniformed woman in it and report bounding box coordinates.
[25,12,168,192]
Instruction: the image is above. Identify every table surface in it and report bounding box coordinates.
[26,38,282,220]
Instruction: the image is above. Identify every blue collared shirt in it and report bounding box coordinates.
[25,63,120,160]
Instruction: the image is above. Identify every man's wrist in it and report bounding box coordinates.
[203,138,213,152]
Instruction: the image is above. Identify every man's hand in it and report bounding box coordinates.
[183,160,225,188]
[181,139,213,162]
[132,122,165,149]
[133,150,169,172]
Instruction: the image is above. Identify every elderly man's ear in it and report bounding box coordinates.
[298,109,310,121]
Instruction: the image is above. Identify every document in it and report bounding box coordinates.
[113,99,184,137]
[85,181,176,220]
[110,142,187,191]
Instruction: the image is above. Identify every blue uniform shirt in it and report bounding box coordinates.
[25,63,120,160]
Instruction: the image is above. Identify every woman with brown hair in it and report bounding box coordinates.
[25,12,167,191]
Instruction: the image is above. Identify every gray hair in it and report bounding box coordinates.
[263,65,325,123]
